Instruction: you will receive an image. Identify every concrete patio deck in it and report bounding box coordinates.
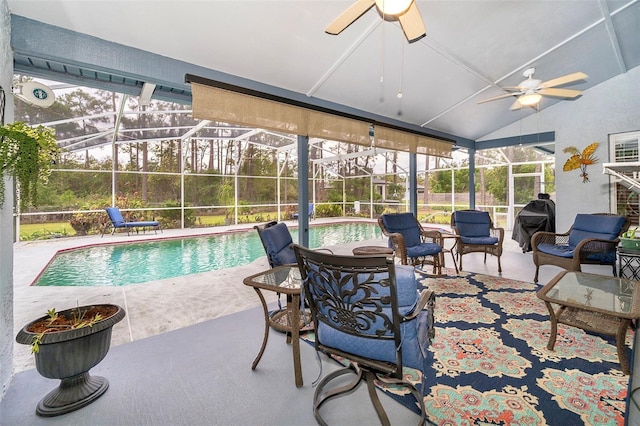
[4,219,637,425]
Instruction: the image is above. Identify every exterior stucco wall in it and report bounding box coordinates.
[479,66,640,232]
[0,0,14,400]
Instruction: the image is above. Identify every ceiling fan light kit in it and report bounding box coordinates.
[518,93,542,106]
[375,0,412,16]
[326,0,426,43]
[478,67,588,110]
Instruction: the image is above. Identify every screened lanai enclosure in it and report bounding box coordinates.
[11,78,555,241]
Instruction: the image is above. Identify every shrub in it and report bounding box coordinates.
[316,204,343,218]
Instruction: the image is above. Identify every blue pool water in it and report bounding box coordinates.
[35,222,382,287]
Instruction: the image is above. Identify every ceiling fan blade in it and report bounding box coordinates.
[398,2,426,43]
[477,92,518,104]
[325,0,376,35]
[510,100,523,110]
[540,72,588,88]
[538,88,583,99]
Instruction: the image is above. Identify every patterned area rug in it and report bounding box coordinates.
[301,271,632,425]
[410,271,631,426]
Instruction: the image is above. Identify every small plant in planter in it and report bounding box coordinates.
[621,227,640,251]
[16,304,125,417]
[0,121,59,210]
[28,306,109,353]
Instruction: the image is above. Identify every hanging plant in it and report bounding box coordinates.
[562,142,599,183]
[0,121,59,209]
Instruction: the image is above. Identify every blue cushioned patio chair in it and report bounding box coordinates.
[254,221,298,268]
[102,207,161,237]
[293,244,435,426]
[451,210,504,273]
[254,221,326,334]
[378,212,443,275]
[531,213,629,283]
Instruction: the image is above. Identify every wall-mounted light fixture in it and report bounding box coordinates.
[139,82,156,106]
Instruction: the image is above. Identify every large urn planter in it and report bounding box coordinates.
[15,304,125,417]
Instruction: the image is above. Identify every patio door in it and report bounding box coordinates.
[508,164,549,230]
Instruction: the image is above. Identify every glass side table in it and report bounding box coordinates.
[537,270,640,374]
[243,265,308,387]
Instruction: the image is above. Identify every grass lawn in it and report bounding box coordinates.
[18,209,453,240]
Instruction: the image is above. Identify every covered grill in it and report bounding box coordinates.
[512,196,556,252]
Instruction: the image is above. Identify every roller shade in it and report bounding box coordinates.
[192,83,307,134]
[374,125,452,158]
[306,111,370,146]
[191,80,453,156]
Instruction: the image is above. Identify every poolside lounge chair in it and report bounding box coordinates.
[102,207,162,237]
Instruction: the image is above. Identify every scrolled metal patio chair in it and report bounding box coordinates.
[293,244,435,426]
[531,213,629,283]
[378,212,443,275]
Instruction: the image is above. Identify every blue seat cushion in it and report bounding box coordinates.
[381,213,422,247]
[537,243,617,263]
[316,313,429,371]
[537,243,574,258]
[260,223,296,266]
[406,242,442,259]
[124,221,159,228]
[106,207,159,228]
[453,211,491,238]
[459,236,498,245]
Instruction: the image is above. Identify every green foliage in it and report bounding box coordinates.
[159,202,196,228]
[316,203,343,218]
[429,168,470,193]
[30,306,104,354]
[0,122,59,209]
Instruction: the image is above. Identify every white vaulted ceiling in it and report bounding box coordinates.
[6,0,640,143]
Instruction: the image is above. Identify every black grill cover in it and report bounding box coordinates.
[512,199,556,252]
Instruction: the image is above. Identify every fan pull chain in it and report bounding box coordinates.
[0,85,5,126]
[380,5,385,84]
[397,40,405,99]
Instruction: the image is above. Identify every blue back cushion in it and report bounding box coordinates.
[568,214,625,248]
[311,264,426,370]
[106,207,125,226]
[381,213,421,247]
[453,210,491,237]
[260,223,296,266]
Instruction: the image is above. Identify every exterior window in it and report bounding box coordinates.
[609,131,640,225]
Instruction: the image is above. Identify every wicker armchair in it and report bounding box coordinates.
[378,213,443,275]
[531,213,629,283]
[451,210,504,273]
[292,244,435,425]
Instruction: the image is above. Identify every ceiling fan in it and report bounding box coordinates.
[326,0,426,43]
[478,68,588,110]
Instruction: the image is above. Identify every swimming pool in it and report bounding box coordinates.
[34,222,382,287]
